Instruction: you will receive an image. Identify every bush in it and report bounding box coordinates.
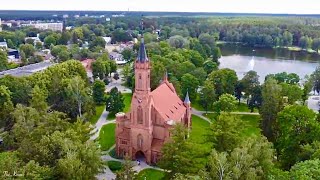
[103,78,110,85]
[108,161,123,172]
[113,73,120,80]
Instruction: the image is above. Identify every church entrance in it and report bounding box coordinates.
[135,151,146,162]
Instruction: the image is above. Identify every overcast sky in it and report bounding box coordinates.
[0,0,319,14]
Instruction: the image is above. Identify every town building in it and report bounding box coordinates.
[0,61,55,78]
[22,22,63,32]
[115,38,192,164]
[0,42,8,49]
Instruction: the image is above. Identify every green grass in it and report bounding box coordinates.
[106,93,132,120]
[98,123,116,151]
[192,100,257,113]
[238,114,261,137]
[90,105,106,124]
[136,169,165,180]
[202,113,261,137]
[107,161,123,172]
[190,115,212,150]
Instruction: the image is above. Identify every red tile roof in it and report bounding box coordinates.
[151,81,186,123]
[81,59,95,72]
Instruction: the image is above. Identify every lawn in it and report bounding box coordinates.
[238,114,261,137]
[107,161,123,172]
[89,105,105,124]
[106,93,132,120]
[192,100,257,113]
[136,169,165,180]
[190,115,212,151]
[202,113,261,137]
[98,123,116,151]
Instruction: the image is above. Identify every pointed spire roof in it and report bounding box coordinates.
[136,17,148,63]
[137,38,148,63]
[184,91,191,104]
[163,71,168,82]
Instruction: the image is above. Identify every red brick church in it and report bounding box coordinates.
[115,37,192,164]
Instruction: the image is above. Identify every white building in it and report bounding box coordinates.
[0,42,8,49]
[102,37,112,44]
[22,22,63,32]
[0,18,2,32]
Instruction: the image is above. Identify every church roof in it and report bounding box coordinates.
[151,82,186,122]
[136,38,148,63]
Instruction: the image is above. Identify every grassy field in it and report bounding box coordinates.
[98,123,116,151]
[203,113,261,137]
[106,93,132,120]
[238,114,261,137]
[192,100,257,113]
[190,115,212,151]
[89,105,105,124]
[107,161,123,172]
[136,169,165,180]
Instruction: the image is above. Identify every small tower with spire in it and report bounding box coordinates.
[184,91,192,131]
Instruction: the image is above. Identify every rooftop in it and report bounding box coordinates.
[0,61,56,78]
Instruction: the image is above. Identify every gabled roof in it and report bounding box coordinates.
[151,82,186,122]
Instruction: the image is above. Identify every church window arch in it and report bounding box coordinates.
[137,106,143,124]
[137,134,143,149]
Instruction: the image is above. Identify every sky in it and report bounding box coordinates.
[0,0,319,14]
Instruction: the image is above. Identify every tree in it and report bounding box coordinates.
[241,70,260,98]
[106,87,124,115]
[116,156,137,180]
[199,80,216,113]
[312,38,320,52]
[44,35,57,48]
[57,50,70,62]
[283,31,293,47]
[93,80,106,105]
[290,159,320,179]
[275,105,318,169]
[89,36,106,50]
[180,73,199,101]
[198,33,215,48]
[208,68,238,97]
[208,113,244,152]
[121,48,135,62]
[213,93,237,114]
[66,76,90,118]
[299,36,312,49]
[35,41,43,50]
[206,136,274,179]
[212,47,221,63]
[168,35,189,49]
[0,85,14,129]
[260,78,282,141]
[234,81,244,104]
[302,78,313,104]
[203,60,218,74]
[19,44,35,58]
[150,61,166,90]
[20,50,28,65]
[30,85,48,113]
[158,123,202,179]
[0,50,8,71]
[92,60,109,80]
[58,31,71,45]
[280,83,303,104]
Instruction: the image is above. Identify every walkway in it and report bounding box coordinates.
[105,69,132,93]
[90,108,115,140]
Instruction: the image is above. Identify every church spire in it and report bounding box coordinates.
[184,91,191,104]
[163,71,168,82]
[137,18,148,63]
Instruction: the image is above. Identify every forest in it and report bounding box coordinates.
[1,15,320,179]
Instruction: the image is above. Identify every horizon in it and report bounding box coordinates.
[0,0,319,15]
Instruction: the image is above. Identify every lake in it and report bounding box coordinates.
[218,44,320,82]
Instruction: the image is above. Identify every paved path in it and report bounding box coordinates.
[90,107,115,140]
[105,69,132,93]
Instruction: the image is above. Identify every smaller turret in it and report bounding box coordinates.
[184,91,192,136]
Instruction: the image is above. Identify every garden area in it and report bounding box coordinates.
[107,93,132,120]
[192,100,258,113]
[136,169,165,180]
[98,123,116,151]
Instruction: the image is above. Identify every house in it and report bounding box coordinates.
[8,49,19,59]
[81,59,95,79]
[115,37,192,164]
[25,34,42,46]
[102,37,112,44]
[109,51,127,65]
[0,42,7,49]
[0,61,55,78]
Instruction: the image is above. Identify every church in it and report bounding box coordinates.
[115,36,192,164]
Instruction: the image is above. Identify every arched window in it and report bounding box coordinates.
[137,106,143,124]
[138,74,142,89]
[137,134,143,149]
